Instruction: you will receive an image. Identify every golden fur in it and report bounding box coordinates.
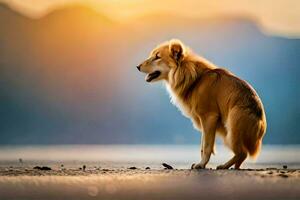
[137,39,267,169]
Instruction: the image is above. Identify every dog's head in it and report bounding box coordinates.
[137,39,186,82]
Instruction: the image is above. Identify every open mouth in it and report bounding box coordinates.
[146,71,161,82]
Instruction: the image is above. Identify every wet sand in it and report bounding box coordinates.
[0,167,299,200]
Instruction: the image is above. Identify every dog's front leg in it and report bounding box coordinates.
[200,134,204,157]
[192,114,218,169]
[191,117,204,158]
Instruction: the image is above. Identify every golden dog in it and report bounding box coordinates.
[137,39,267,169]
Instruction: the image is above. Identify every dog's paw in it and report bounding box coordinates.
[216,164,228,170]
[191,163,196,169]
[191,163,205,169]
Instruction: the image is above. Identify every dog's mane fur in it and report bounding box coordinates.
[168,52,215,101]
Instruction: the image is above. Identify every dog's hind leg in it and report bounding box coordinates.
[217,108,249,170]
[216,156,237,169]
[234,151,247,169]
[216,149,247,169]
[216,133,248,169]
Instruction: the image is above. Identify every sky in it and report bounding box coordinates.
[0,0,299,144]
[1,0,300,38]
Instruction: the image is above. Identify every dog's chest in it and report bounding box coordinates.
[165,84,192,118]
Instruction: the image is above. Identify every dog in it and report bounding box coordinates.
[137,39,267,169]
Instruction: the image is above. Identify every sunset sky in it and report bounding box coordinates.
[1,0,300,38]
[0,0,299,144]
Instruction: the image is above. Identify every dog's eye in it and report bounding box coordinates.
[155,53,161,60]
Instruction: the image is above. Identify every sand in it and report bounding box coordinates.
[0,166,299,200]
[0,145,299,199]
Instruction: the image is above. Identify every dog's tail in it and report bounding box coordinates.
[247,118,267,158]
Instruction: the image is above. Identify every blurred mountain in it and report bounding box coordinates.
[0,3,299,144]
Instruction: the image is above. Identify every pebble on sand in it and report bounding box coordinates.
[128,167,137,170]
[266,168,277,170]
[162,163,174,170]
[283,165,288,169]
[33,166,52,171]
[145,167,151,170]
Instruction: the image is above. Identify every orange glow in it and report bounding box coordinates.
[0,0,300,37]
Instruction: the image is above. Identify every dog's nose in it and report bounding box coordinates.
[136,65,141,71]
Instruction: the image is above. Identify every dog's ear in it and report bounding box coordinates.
[169,39,185,62]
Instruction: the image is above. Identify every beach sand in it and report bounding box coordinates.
[0,167,299,200]
[0,145,299,200]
